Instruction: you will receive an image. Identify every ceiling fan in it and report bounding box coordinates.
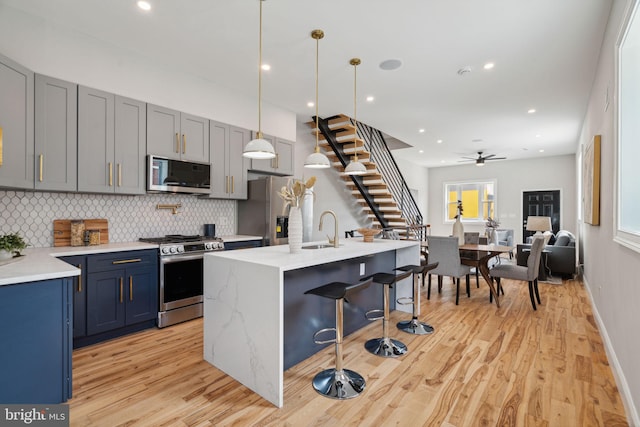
[459,151,507,166]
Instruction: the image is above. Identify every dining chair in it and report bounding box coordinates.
[460,232,482,288]
[425,236,471,305]
[489,236,545,310]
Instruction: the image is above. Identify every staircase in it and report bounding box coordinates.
[307,114,425,239]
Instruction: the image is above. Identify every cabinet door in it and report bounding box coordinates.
[125,265,158,325]
[228,126,250,199]
[115,96,146,194]
[249,132,276,173]
[59,255,87,339]
[180,112,209,162]
[147,104,181,159]
[78,86,115,193]
[209,120,229,198]
[34,74,77,192]
[274,138,294,176]
[0,278,72,403]
[86,269,126,335]
[0,53,34,189]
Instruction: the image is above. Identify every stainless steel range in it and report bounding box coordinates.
[139,235,224,328]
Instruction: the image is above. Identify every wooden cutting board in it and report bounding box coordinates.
[53,219,109,246]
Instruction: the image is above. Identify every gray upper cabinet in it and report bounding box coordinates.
[208,120,249,199]
[35,74,77,192]
[147,104,209,163]
[114,96,146,194]
[78,86,146,194]
[0,54,34,189]
[249,133,294,176]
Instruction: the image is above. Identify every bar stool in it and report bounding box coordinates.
[304,278,373,399]
[394,262,439,335]
[361,270,413,357]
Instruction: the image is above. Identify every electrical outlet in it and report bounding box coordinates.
[360,263,365,276]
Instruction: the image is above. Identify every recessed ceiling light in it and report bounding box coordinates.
[440,160,446,163]
[528,108,536,114]
[307,102,314,108]
[419,129,425,133]
[437,139,443,144]
[261,64,271,71]
[539,149,545,153]
[536,134,542,138]
[419,150,424,154]
[379,59,402,71]
[137,1,151,11]
[483,62,495,70]
[366,96,374,102]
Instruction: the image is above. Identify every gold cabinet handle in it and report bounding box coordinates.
[119,277,123,303]
[117,163,122,187]
[108,162,113,186]
[275,153,279,169]
[39,154,44,182]
[175,133,180,153]
[182,134,186,154]
[77,264,82,293]
[129,276,133,301]
[226,176,230,194]
[231,176,235,194]
[112,258,142,265]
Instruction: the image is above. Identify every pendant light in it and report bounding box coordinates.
[243,0,276,159]
[344,58,367,175]
[304,29,331,169]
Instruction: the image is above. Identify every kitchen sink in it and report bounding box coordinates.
[302,243,335,249]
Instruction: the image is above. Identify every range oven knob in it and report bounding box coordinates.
[170,246,178,254]
[177,245,184,253]
[161,246,171,255]
[204,242,212,250]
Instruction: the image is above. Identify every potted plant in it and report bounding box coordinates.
[0,232,28,260]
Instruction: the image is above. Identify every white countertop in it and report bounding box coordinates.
[205,238,419,271]
[218,235,262,243]
[0,242,158,287]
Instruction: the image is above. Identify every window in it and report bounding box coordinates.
[616,0,640,252]
[444,180,496,223]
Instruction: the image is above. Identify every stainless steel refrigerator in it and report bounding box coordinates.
[237,176,291,246]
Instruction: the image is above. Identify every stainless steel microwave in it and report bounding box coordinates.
[147,155,210,194]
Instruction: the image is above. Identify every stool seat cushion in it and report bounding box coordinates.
[361,270,412,286]
[305,279,372,301]
[395,262,439,275]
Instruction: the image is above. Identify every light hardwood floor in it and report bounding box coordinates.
[69,276,629,426]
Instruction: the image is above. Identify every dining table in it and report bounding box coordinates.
[420,241,514,307]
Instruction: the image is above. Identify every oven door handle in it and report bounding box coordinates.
[161,253,207,263]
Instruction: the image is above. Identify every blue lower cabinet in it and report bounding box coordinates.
[224,239,262,250]
[0,278,73,403]
[60,249,158,348]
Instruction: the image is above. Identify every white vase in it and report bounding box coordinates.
[452,217,464,246]
[288,206,303,253]
[0,250,13,261]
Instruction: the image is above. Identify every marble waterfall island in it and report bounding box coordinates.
[203,238,420,407]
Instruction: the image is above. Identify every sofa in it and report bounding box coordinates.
[516,230,576,278]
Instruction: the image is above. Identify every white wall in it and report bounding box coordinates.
[427,155,577,243]
[578,0,640,423]
[0,5,296,141]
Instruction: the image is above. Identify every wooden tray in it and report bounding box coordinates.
[53,219,109,246]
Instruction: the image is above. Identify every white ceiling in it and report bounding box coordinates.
[0,0,612,167]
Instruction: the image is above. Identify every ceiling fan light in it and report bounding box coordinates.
[344,159,367,175]
[476,160,485,166]
[243,136,276,159]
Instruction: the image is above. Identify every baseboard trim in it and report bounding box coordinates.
[583,277,640,426]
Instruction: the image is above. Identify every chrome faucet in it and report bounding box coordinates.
[319,210,339,248]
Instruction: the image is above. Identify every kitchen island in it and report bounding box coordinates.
[203,238,420,407]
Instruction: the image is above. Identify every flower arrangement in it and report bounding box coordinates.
[454,200,463,219]
[278,176,316,208]
[485,217,500,229]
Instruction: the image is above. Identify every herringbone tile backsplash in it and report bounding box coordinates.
[0,190,235,248]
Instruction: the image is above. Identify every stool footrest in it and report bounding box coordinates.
[313,327,337,345]
[396,297,414,305]
[365,309,384,321]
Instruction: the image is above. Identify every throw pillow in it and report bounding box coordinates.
[555,234,570,246]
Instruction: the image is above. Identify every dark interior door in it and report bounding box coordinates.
[522,190,560,242]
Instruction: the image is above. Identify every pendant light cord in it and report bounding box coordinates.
[351,58,360,161]
[315,34,320,152]
[257,0,263,139]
